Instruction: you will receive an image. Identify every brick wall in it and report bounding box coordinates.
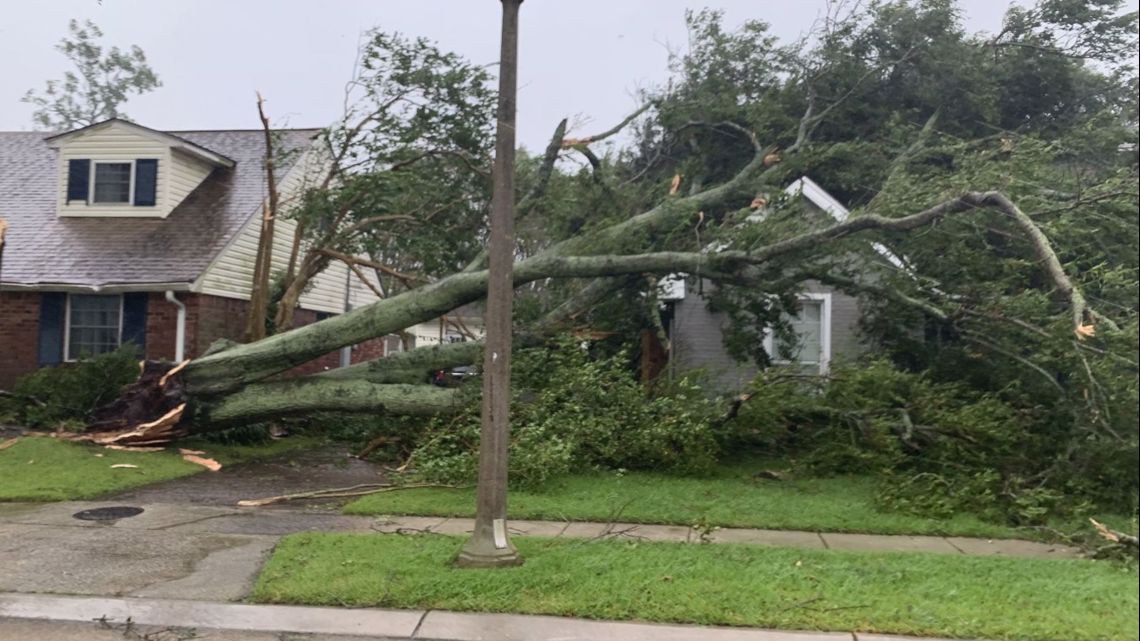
[0,292,41,389]
[145,292,180,361]
[185,294,249,358]
[0,290,391,389]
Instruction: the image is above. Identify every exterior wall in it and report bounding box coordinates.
[669,281,865,392]
[406,316,485,348]
[144,292,181,361]
[54,122,174,218]
[0,290,387,390]
[167,148,214,207]
[0,292,41,389]
[195,144,383,314]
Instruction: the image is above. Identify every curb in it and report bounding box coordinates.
[0,592,978,641]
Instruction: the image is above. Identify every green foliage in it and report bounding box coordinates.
[730,360,1138,525]
[408,338,722,488]
[0,346,140,429]
[22,19,161,130]
[289,28,497,289]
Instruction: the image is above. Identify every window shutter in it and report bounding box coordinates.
[121,293,148,354]
[37,293,66,366]
[134,159,158,206]
[66,159,90,203]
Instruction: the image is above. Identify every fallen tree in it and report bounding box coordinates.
[71,1,1136,452]
[77,184,1113,445]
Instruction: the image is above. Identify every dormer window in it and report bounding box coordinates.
[67,158,159,207]
[50,119,235,218]
[92,162,133,203]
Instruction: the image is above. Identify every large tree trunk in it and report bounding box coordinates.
[78,188,1107,446]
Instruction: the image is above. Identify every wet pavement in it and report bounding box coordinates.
[109,441,391,510]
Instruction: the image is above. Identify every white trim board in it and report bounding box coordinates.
[762,292,832,375]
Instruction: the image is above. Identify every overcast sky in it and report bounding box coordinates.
[1,1,1133,151]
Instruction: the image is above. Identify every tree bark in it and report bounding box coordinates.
[244,93,280,342]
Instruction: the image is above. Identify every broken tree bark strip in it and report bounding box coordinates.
[184,190,1104,396]
[236,483,460,508]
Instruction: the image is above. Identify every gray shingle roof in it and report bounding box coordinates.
[0,128,318,289]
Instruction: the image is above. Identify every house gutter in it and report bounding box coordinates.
[0,282,193,294]
[164,291,187,362]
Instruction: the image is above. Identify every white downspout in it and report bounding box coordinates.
[164,290,186,362]
[339,266,352,368]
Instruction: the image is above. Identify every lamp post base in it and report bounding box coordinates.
[455,535,524,568]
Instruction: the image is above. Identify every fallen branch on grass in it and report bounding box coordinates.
[236,482,464,507]
[1090,518,1139,550]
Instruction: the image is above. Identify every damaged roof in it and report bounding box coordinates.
[0,126,319,290]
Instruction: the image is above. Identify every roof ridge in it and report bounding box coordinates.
[170,127,323,133]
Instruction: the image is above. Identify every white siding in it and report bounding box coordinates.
[167,149,213,206]
[195,144,384,315]
[407,316,485,347]
[56,123,172,218]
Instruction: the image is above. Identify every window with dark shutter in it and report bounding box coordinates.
[134,159,158,206]
[66,159,90,203]
[66,294,122,360]
[37,293,67,366]
[121,293,148,352]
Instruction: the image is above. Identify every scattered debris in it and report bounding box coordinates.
[237,482,462,507]
[0,437,20,450]
[178,448,206,456]
[104,444,166,452]
[1090,517,1138,551]
[181,453,222,472]
[110,464,139,469]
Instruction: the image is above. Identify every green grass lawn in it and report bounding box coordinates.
[346,465,1030,538]
[254,532,1139,641]
[0,435,318,501]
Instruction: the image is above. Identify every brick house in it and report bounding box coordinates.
[0,118,387,389]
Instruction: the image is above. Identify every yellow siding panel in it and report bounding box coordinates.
[56,123,172,218]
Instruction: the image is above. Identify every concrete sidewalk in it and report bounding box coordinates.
[0,501,1062,641]
[0,500,1079,558]
[0,500,1080,614]
[0,592,977,641]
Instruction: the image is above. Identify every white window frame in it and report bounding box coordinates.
[89,160,136,205]
[63,293,124,362]
[762,292,832,375]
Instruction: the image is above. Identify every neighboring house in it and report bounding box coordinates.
[661,176,871,390]
[398,303,485,352]
[0,118,386,389]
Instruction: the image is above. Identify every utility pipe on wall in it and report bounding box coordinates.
[164,290,186,362]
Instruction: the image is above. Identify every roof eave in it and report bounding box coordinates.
[0,281,194,294]
[44,118,236,168]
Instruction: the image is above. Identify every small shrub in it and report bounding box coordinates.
[0,346,141,429]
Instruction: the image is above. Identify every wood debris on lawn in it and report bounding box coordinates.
[0,437,20,451]
[181,453,222,472]
[110,464,139,469]
[104,444,165,452]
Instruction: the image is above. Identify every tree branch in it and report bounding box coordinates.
[562,102,652,147]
